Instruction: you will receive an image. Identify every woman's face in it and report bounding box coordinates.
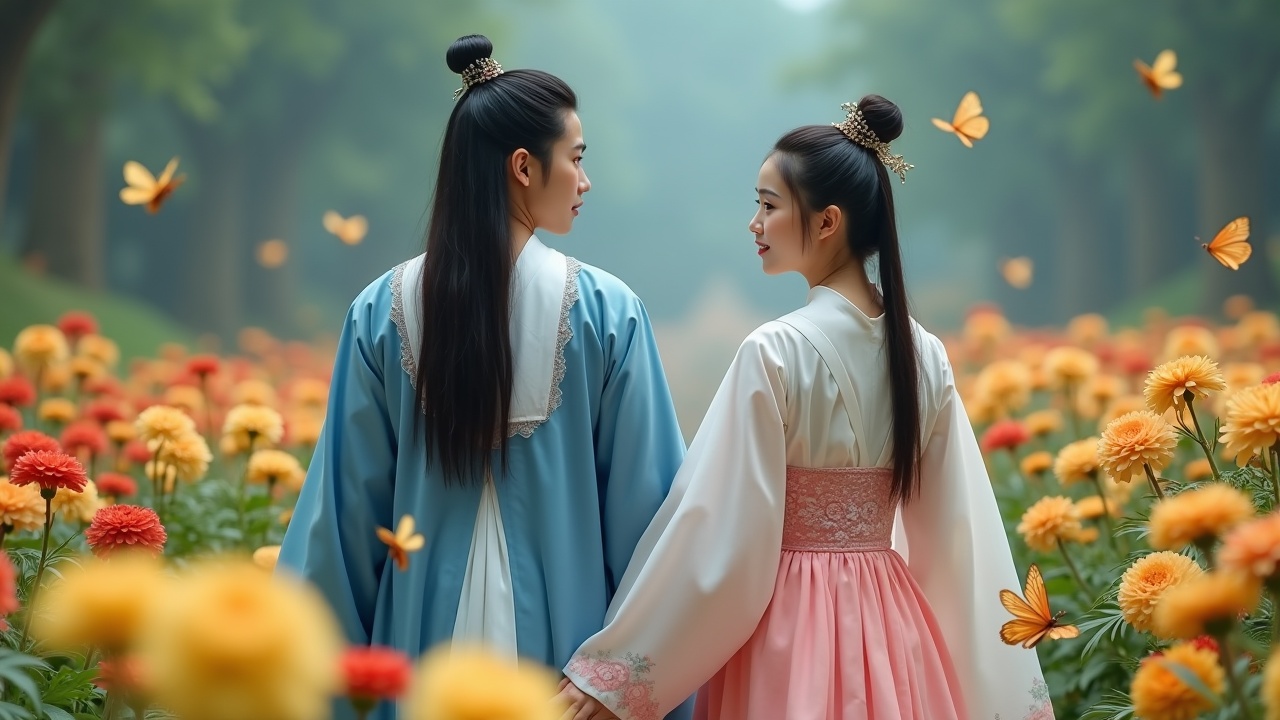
[525,110,591,235]
[749,156,807,276]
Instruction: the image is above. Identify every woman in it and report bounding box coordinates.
[562,96,1051,720]
[279,35,690,720]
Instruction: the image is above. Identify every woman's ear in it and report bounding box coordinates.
[815,204,843,242]
[509,148,532,187]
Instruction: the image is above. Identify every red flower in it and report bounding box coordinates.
[93,657,146,693]
[185,354,220,378]
[1190,635,1220,655]
[85,505,166,557]
[2,430,61,468]
[1118,351,1154,377]
[980,419,1032,454]
[586,660,630,692]
[0,377,35,408]
[122,440,153,466]
[0,405,21,434]
[0,553,17,630]
[9,450,88,494]
[84,400,127,425]
[82,376,123,398]
[96,472,138,499]
[1264,372,1280,386]
[61,421,108,457]
[341,646,412,702]
[57,311,98,340]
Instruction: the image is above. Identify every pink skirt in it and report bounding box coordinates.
[694,547,967,720]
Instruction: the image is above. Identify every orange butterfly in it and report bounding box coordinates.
[1134,50,1183,99]
[119,157,185,214]
[1201,217,1251,270]
[999,257,1033,289]
[931,91,989,148]
[999,564,1079,648]
[323,211,369,245]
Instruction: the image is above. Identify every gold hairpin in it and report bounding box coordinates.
[833,102,913,183]
[453,58,504,100]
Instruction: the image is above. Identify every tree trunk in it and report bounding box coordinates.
[241,129,307,338]
[20,110,105,287]
[179,135,248,340]
[1195,85,1276,315]
[0,0,58,236]
[1127,144,1180,295]
[1053,163,1121,320]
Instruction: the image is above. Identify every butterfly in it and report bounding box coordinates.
[999,564,1079,648]
[999,257,1034,289]
[323,211,369,245]
[1134,50,1183,99]
[376,514,425,572]
[1201,217,1251,270]
[119,157,185,214]
[931,91,990,148]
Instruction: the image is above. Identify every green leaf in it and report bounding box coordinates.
[0,701,35,720]
[40,707,74,720]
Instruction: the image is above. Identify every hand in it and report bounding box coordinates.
[555,678,621,720]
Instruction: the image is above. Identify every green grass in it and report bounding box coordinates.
[0,254,196,361]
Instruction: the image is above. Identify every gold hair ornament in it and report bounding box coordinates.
[833,102,913,183]
[453,58,504,100]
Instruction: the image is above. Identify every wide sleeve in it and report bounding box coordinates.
[593,296,687,595]
[566,331,789,720]
[901,351,1054,720]
[276,297,397,646]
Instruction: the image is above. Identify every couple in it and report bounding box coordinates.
[278,34,1051,720]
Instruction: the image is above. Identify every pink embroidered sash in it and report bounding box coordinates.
[782,466,896,552]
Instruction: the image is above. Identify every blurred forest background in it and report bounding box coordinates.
[1,0,1277,435]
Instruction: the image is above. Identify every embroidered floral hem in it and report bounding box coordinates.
[565,650,660,720]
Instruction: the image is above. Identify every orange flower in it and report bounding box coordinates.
[1153,570,1261,639]
[1148,483,1255,551]
[1144,356,1226,413]
[377,515,425,571]
[10,450,88,494]
[1130,642,1224,720]
[1016,497,1081,552]
[1219,512,1280,582]
[1098,411,1178,483]
[1053,437,1100,486]
[1117,551,1203,633]
[1220,382,1280,466]
[1020,451,1053,478]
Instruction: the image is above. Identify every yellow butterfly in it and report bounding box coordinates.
[323,211,369,245]
[931,91,990,148]
[999,564,1079,648]
[376,514,425,572]
[1201,217,1251,270]
[1000,257,1034,289]
[1134,50,1183,99]
[119,157,185,214]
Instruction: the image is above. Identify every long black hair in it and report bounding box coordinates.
[770,94,922,504]
[417,34,577,484]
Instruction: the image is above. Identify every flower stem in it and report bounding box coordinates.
[1089,475,1118,551]
[1064,383,1081,441]
[1220,637,1255,720]
[1144,464,1167,501]
[1186,398,1221,482]
[19,496,55,650]
[1057,539,1095,596]
[102,689,124,720]
[1270,448,1280,511]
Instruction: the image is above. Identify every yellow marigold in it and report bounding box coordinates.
[222,405,284,453]
[252,546,281,572]
[32,554,168,655]
[1075,495,1121,520]
[287,412,322,448]
[1020,450,1054,478]
[13,324,69,374]
[1153,570,1261,639]
[1085,374,1126,406]
[1163,326,1220,361]
[0,480,47,532]
[75,334,119,368]
[140,559,343,720]
[1220,512,1280,582]
[106,420,136,445]
[1117,551,1204,633]
[289,379,329,409]
[1184,458,1213,482]
[1069,526,1100,544]
[1098,411,1178,483]
[232,380,278,408]
[153,433,212,483]
[963,311,1010,347]
[37,398,77,425]
[51,480,102,523]
[409,645,564,720]
[1148,483,1255,550]
[1067,313,1109,346]
[1224,362,1266,391]
[0,348,12,379]
[247,449,304,491]
[68,356,105,383]
[136,405,197,446]
[164,385,205,414]
[1220,382,1280,466]
[1145,355,1226,413]
[1042,346,1099,388]
[1264,649,1280,720]
[1053,437,1100,486]
[1024,409,1062,437]
[1130,642,1224,720]
[1016,496,1082,552]
[1098,394,1148,432]
[1238,311,1280,347]
[974,361,1032,416]
[40,363,71,393]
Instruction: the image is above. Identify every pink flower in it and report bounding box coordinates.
[57,311,98,340]
[586,660,630,692]
[0,405,21,435]
[0,377,35,408]
[96,473,138,499]
[61,421,108,457]
[980,419,1032,454]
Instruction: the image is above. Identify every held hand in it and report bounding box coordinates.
[555,679,621,720]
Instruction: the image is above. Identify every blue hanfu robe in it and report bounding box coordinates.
[278,236,693,719]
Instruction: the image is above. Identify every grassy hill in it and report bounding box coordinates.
[0,255,196,361]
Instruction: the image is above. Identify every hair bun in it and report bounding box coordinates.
[858,94,904,144]
[446,34,494,75]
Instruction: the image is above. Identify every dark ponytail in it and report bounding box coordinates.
[417,34,577,484]
[770,94,922,504]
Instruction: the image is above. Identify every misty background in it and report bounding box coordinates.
[1,0,1277,435]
